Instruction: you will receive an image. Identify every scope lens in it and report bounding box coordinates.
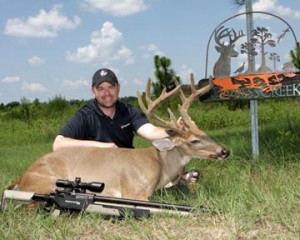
[86,182,105,193]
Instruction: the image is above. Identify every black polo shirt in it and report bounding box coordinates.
[59,99,149,148]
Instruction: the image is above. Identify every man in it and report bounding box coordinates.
[53,68,199,184]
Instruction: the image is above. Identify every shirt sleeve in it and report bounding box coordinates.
[128,105,149,132]
[59,111,87,139]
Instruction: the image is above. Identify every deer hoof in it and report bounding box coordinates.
[180,169,201,184]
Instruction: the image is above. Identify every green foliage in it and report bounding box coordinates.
[231,0,246,6]
[290,41,300,70]
[120,96,139,107]
[0,95,84,123]
[45,95,70,117]
[152,55,181,97]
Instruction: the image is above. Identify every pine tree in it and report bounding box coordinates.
[152,55,181,97]
[290,42,300,70]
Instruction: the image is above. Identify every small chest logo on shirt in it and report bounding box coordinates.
[120,123,131,129]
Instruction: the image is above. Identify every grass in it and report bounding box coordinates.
[0,100,300,239]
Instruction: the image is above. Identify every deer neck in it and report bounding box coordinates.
[155,148,191,189]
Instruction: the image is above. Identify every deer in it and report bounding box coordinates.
[7,74,229,204]
[213,26,245,78]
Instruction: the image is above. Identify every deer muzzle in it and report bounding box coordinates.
[210,148,230,160]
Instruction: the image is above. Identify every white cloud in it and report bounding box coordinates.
[253,0,300,19]
[28,56,45,66]
[66,21,134,64]
[61,79,89,88]
[81,0,148,16]
[132,78,143,86]
[113,46,134,64]
[140,44,164,59]
[4,4,81,38]
[21,82,48,92]
[2,76,21,83]
[178,65,194,84]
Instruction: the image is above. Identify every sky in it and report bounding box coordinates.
[0,0,300,104]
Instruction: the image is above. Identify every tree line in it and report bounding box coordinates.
[0,56,181,122]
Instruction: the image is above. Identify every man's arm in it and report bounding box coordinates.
[52,135,117,152]
[136,123,169,141]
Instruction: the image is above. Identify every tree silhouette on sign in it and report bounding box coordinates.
[251,27,276,73]
[240,41,257,73]
[269,52,280,71]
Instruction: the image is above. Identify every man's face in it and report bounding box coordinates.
[92,82,120,108]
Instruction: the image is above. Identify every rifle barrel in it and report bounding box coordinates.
[93,195,194,212]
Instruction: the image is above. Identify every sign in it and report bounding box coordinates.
[199,72,300,102]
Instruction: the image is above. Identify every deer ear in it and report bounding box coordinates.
[152,139,176,151]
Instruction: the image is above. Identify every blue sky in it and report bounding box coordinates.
[0,0,300,104]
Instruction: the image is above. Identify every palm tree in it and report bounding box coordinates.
[232,0,246,5]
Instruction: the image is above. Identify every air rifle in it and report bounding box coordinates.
[1,177,201,218]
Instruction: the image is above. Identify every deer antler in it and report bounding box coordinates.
[228,29,245,45]
[214,26,231,46]
[178,74,214,130]
[215,26,245,46]
[137,74,214,135]
[137,78,183,133]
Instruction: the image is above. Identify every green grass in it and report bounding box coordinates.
[1,100,300,239]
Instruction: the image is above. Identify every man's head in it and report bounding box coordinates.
[92,68,118,87]
[91,68,120,109]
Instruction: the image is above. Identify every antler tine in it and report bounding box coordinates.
[179,74,214,127]
[136,78,182,131]
[214,26,230,46]
[229,28,245,45]
[144,77,152,107]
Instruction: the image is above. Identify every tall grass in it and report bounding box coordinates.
[0,99,300,239]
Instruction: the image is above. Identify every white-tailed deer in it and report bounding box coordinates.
[213,26,245,78]
[8,74,229,203]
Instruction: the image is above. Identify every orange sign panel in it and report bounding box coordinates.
[200,72,300,102]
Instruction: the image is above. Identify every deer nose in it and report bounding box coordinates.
[221,149,230,158]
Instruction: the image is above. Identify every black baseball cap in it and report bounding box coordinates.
[92,68,118,87]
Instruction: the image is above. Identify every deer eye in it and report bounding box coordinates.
[166,129,177,136]
[190,139,201,144]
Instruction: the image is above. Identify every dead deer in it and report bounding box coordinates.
[8,74,229,203]
[213,26,245,78]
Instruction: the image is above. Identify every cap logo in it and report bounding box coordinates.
[100,70,108,77]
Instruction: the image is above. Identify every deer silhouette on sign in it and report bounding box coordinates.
[213,26,245,78]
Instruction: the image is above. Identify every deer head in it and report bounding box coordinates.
[213,26,245,78]
[137,73,229,160]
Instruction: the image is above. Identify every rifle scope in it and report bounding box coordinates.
[56,177,105,193]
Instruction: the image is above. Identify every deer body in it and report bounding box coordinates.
[12,147,164,200]
[10,136,227,201]
[8,74,229,203]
